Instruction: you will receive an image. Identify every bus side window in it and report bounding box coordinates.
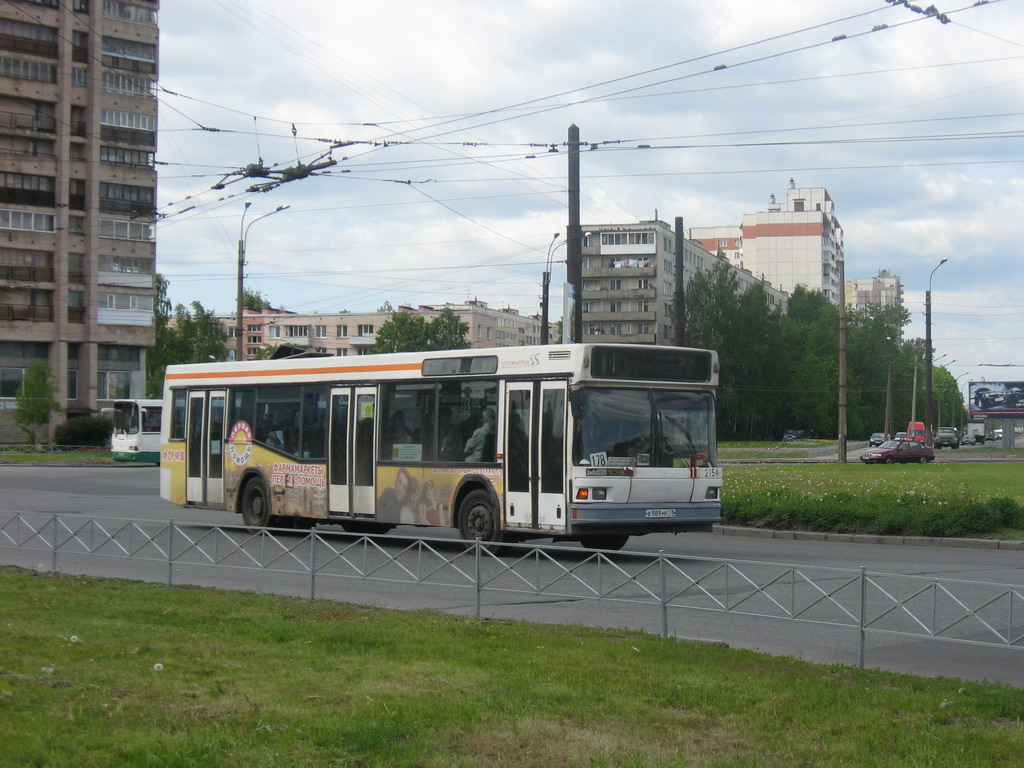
[171,390,187,441]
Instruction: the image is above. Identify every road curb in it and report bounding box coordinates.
[713,525,1023,550]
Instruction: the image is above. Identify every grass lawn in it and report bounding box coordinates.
[1,567,1022,768]
[724,462,1024,504]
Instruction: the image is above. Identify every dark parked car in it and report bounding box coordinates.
[860,439,935,464]
[868,432,886,447]
[783,429,817,442]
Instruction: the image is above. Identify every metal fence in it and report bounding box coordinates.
[2,512,1022,670]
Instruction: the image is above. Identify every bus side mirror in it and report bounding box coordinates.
[569,390,582,419]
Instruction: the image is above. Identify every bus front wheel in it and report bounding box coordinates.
[458,489,503,543]
[240,479,271,528]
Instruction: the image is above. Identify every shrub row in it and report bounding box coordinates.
[53,416,112,447]
[722,489,1024,538]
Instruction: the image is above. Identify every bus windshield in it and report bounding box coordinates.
[112,402,139,435]
[574,387,715,468]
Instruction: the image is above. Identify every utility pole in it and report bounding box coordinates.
[837,258,847,463]
[673,216,686,346]
[566,124,582,343]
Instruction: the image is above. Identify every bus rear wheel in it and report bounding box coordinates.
[458,489,504,543]
[240,479,271,529]
[579,534,629,551]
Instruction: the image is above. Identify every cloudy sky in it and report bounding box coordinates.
[155,0,1024,387]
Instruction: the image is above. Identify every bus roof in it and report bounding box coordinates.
[163,343,718,389]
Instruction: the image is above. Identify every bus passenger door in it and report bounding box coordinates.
[186,390,226,505]
[351,388,377,515]
[536,382,567,528]
[328,388,351,514]
[504,383,534,529]
[206,391,226,505]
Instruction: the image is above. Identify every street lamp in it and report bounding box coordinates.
[540,232,561,345]
[924,258,948,446]
[236,202,289,361]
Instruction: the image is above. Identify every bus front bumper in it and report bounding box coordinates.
[566,502,721,535]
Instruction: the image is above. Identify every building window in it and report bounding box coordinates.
[98,255,153,273]
[608,301,622,313]
[636,278,649,290]
[315,325,327,338]
[600,231,653,246]
[103,1,157,25]
[99,219,154,241]
[609,279,622,291]
[101,37,156,63]
[72,67,88,87]
[99,182,153,208]
[0,57,56,83]
[284,325,308,338]
[357,324,373,336]
[68,216,85,234]
[267,326,280,339]
[67,369,78,400]
[98,371,132,400]
[100,146,155,167]
[0,209,54,233]
[0,368,25,398]
[247,324,260,333]
[100,109,155,132]
[101,71,155,97]
[99,293,153,311]
[248,336,261,344]
[336,325,348,337]
[581,301,593,313]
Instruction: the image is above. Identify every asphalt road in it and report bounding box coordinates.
[1,464,1023,688]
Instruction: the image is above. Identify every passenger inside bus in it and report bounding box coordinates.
[464,407,496,462]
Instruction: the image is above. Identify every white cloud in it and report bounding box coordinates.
[156,0,1024,378]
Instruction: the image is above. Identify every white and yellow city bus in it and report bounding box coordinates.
[159,343,721,549]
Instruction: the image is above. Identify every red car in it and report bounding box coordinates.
[860,439,935,464]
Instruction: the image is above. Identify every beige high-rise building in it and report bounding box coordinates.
[578,219,788,345]
[690,181,844,304]
[845,269,903,309]
[0,0,158,442]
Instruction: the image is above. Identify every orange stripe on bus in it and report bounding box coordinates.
[165,362,422,381]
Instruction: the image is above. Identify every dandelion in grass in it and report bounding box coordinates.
[152,663,163,672]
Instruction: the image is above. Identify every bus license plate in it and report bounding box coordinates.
[645,509,676,518]
[693,466,722,479]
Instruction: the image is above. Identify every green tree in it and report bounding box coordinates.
[429,307,470,351]
[242,288,271,310]
[146,275,228,397]
[374,308,470,354]
[14,360,62,446]
[377,301,394,313]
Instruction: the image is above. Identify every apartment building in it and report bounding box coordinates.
[579,220,788,345]
[221,300,548,359]
[690,181,845,304]
[0,0,158,441]
[845,269,904,309]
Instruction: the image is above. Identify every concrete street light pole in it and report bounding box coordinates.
[924,258,948,446]
[236,203,289,361]
[540,233,560,345]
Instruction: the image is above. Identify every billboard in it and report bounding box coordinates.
[968,381,1024,418]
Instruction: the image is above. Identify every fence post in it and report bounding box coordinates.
[50,512,58,573]
[309,530,317,601]
[859,566,866,669]
[660,550,669,638]
[167,520,174,587]
[474,536,482,619]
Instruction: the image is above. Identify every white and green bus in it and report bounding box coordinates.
[110,398,162,463]
[160,343,721,550]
